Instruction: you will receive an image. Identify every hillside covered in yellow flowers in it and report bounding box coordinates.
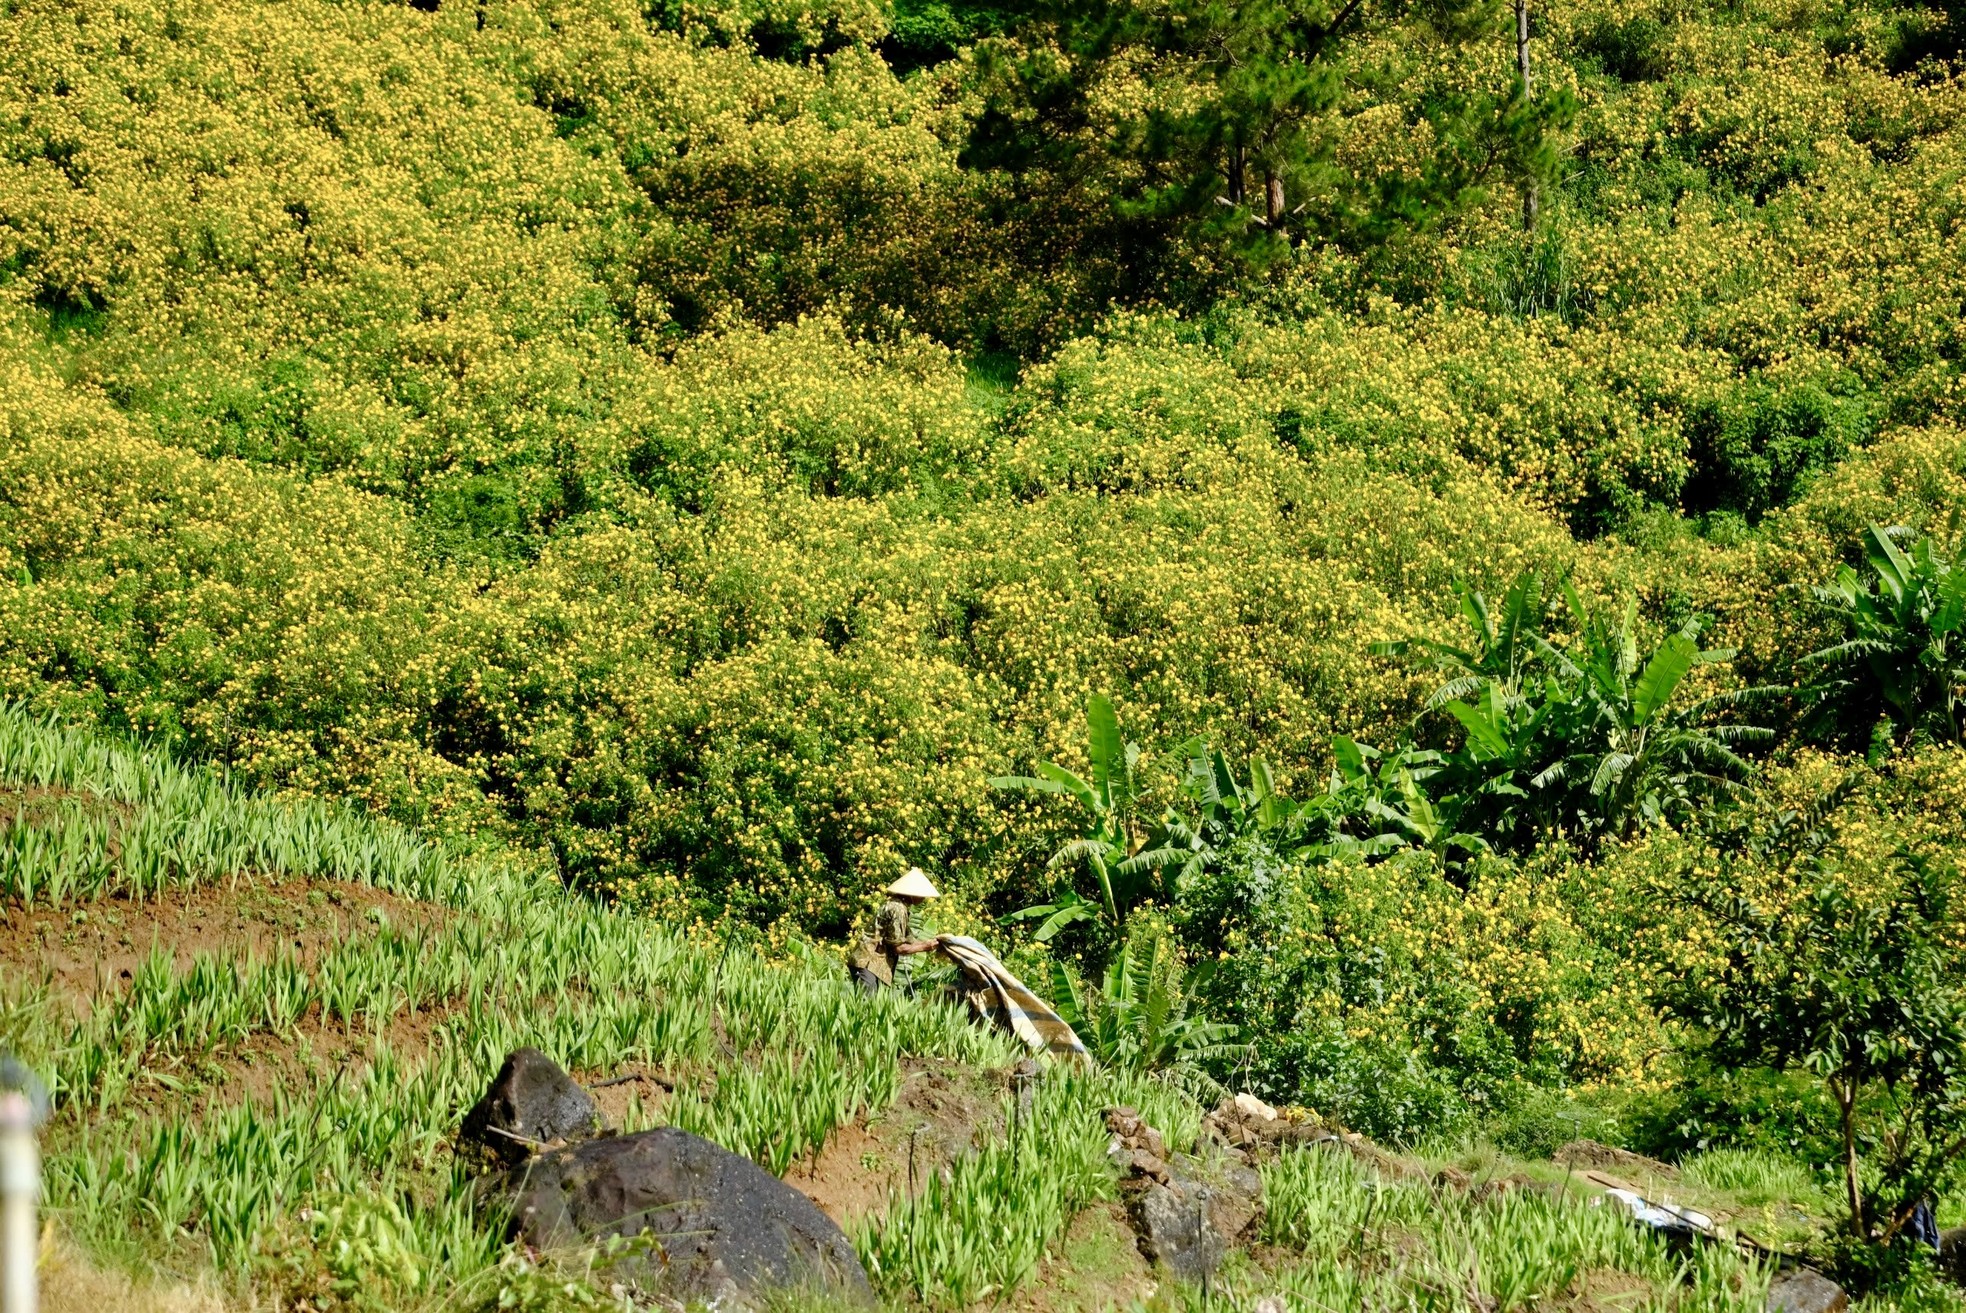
[9,0,1966,1297]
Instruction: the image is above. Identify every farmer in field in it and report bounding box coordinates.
[846,866,940,993]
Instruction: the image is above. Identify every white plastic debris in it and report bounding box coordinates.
[1596,1187,1715,1235]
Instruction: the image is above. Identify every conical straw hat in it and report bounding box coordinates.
[887,867,939,899]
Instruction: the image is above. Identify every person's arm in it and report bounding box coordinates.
[895,939,939,955]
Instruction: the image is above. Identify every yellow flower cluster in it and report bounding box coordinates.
[1,0,1966,978]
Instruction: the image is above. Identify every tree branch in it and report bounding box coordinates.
[1313,0,1369,52]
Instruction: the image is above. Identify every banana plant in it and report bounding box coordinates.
[1049,927,1243,1092]
[992,694,1154,941]
[1804,525,1966,746]
[1134,745,1289,885]
[1545,584,1771,836]
[1303,737,1486,860]
[1374,569,1550,705]
[1385,570,1773,851]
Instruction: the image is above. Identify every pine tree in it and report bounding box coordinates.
[965,0,1575,267]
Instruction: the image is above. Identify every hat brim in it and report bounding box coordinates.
[887,869,940,899]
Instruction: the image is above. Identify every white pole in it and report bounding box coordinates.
[0,1088,37,1313]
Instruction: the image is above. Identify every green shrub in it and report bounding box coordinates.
[1671,847,1966,1251]
[1485,1087,1631,1161]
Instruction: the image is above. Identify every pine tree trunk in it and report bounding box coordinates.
[1517,0,1538,230]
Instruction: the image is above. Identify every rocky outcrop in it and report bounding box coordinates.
[459,1047,604,1167]
[1199,1092,1330,1156]
[463,1050,871,1308]
[1106,1105,1262,1285]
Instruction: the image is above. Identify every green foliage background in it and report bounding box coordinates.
[7,0,1966,1136]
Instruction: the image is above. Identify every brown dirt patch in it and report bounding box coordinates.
[1553,1140,1679,1182]
[0,871,456,1129]
[791,1058,1007,1228]
[881,1057,1006,1157]
[102,991,467,1129]
[0,785,132,830]
[0,874,443,1017]
[794,1120,895,1224]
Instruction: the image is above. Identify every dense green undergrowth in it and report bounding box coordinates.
[3,0,1965,947]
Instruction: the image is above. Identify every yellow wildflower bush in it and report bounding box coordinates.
[7,0,1966,1133]
[0,347,500,829]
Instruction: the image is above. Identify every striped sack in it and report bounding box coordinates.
[934,935,1090,1063]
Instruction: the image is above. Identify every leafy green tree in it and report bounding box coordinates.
[990,698,1474,973]
[1803,526,1966,750]
[1674,852,1966,1261]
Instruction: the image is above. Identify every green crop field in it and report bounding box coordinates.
[0,707,1786,1310]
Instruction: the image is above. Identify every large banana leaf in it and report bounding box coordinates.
[1446,693,1511,759]
[1632,632,1698,726]
[1866,524,1914,603]
[1086,694,1129,816]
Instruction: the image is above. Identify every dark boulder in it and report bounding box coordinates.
[1125,1160,1263,1284]
[1941,1226,1966,1286]
[1766,1267,1848,1313]
[497,1126,873,1306]
[1132,1180,1227,1282]
[460,1047,603,1167]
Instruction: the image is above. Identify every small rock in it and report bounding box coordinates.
[1766,1267,1847,1313]
[1126,1150,1173,1184]
[1233,1092,1278,1122]
[460,1048,603,1167]
[1470,1176,1524,1203]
